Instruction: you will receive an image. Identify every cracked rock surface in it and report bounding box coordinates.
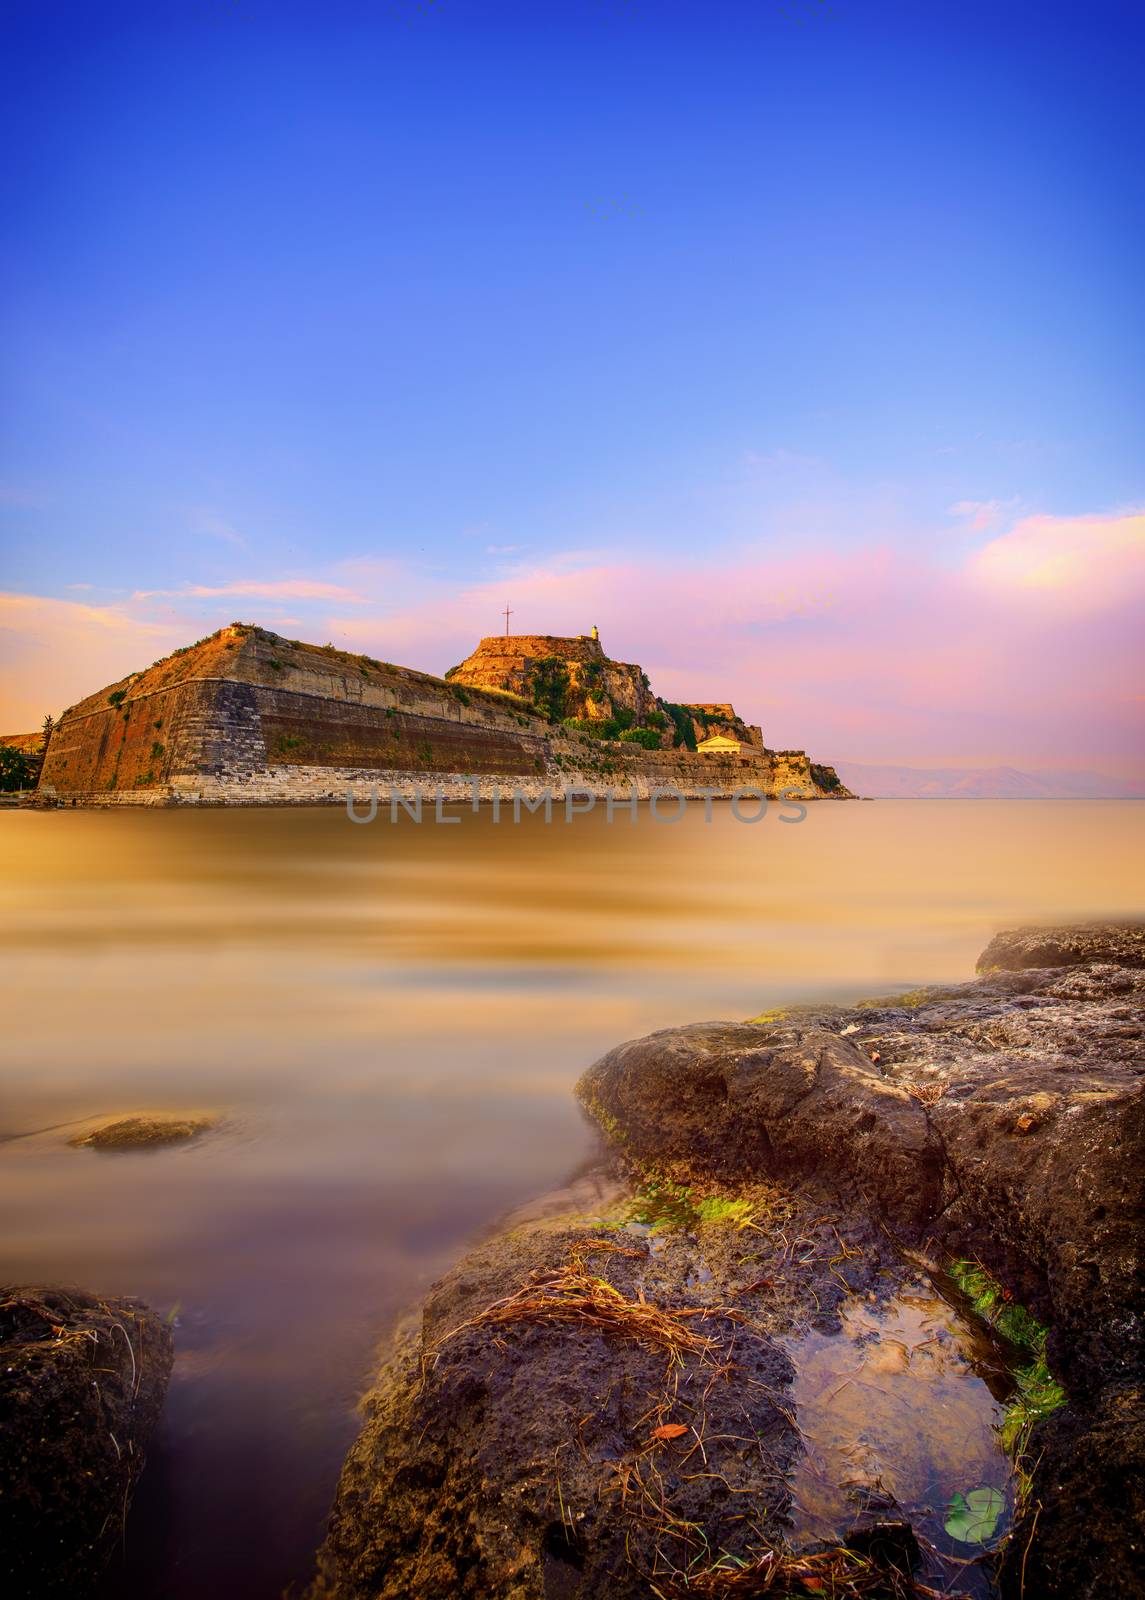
[580,922,1145,1394]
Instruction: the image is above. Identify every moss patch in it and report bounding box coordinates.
[948,1258,1066,1454]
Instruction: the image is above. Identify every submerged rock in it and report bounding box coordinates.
[0,1285,173,1598]
[68,1113,216,1150]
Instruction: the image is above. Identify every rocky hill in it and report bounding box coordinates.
[447,631,764,752]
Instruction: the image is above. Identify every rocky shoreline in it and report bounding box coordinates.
[311,923,1143,1600]
[3,923,1141,1597]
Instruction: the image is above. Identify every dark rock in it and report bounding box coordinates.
[310,1214,813,1600]
[998,1385,1145,1600]
[845,1518,921,1575]
[978,921,1145,973]
[578,930,1144,1394]
[578,1022,945,1234]
[574,924,1145,1598]
[0,1286,173,1598]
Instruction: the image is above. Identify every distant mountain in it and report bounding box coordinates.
[834,762,1145,799]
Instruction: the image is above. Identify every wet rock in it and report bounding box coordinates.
[310,1208,843,1600]
[0,1285,173,1598]
[68,1114,216,1151]
[999,1384,1145,1600]
[573,922,1145,1599]
[979,921,1145,973]
[578,925,1144,1393]
[845,1518,921,1576]
[578,1022,945,1233]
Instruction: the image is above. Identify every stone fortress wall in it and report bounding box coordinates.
[35,623,853,806]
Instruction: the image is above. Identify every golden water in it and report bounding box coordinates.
[1,800,1141,1596]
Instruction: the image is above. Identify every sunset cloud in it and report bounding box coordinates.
[186,579,368,602]
[969,509,1145,609]
[132,579,368,603]
[2,507,1142,776]
[0,593,188,728]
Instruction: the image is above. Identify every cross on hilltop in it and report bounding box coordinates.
[502,603,513,636]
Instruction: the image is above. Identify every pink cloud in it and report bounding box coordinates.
[969,509,1145,610]
[188,579,368,602]
[3,508,1142,777]
[132,579,368,603]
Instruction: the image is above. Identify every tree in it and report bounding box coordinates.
[0,744,36,792]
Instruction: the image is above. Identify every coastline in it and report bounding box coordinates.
[310,921,1143,1600]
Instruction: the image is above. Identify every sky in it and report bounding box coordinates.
[2,0,1143,775]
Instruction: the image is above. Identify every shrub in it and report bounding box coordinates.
[619,727,661,750]
[529,657,571,721]
[107,689,127,708]
[0,744,36,791]
[662,702,697,751]
[562,716,617,739]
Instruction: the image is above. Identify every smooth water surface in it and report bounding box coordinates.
[786,1286,1017,1596]
[1,800,1142,1596]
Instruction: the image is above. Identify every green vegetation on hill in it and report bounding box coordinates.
[661,701,698,750]
[529,656,571,721]
[562,708,637,740]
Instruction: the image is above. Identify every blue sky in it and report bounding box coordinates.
[2,0,1143,770]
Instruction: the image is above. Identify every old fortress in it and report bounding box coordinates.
[31,622,850,805]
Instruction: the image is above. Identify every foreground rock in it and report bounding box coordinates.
[0,1286,173,1597]
[580,922,1145,1394]
[311,1194,917,1600]
[577,922,1144,1597]
[313,924,1143,1600]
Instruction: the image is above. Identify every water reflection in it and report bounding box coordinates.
[785,1288,1015,1595]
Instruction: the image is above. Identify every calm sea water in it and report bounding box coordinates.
[2,800,1142,1597]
